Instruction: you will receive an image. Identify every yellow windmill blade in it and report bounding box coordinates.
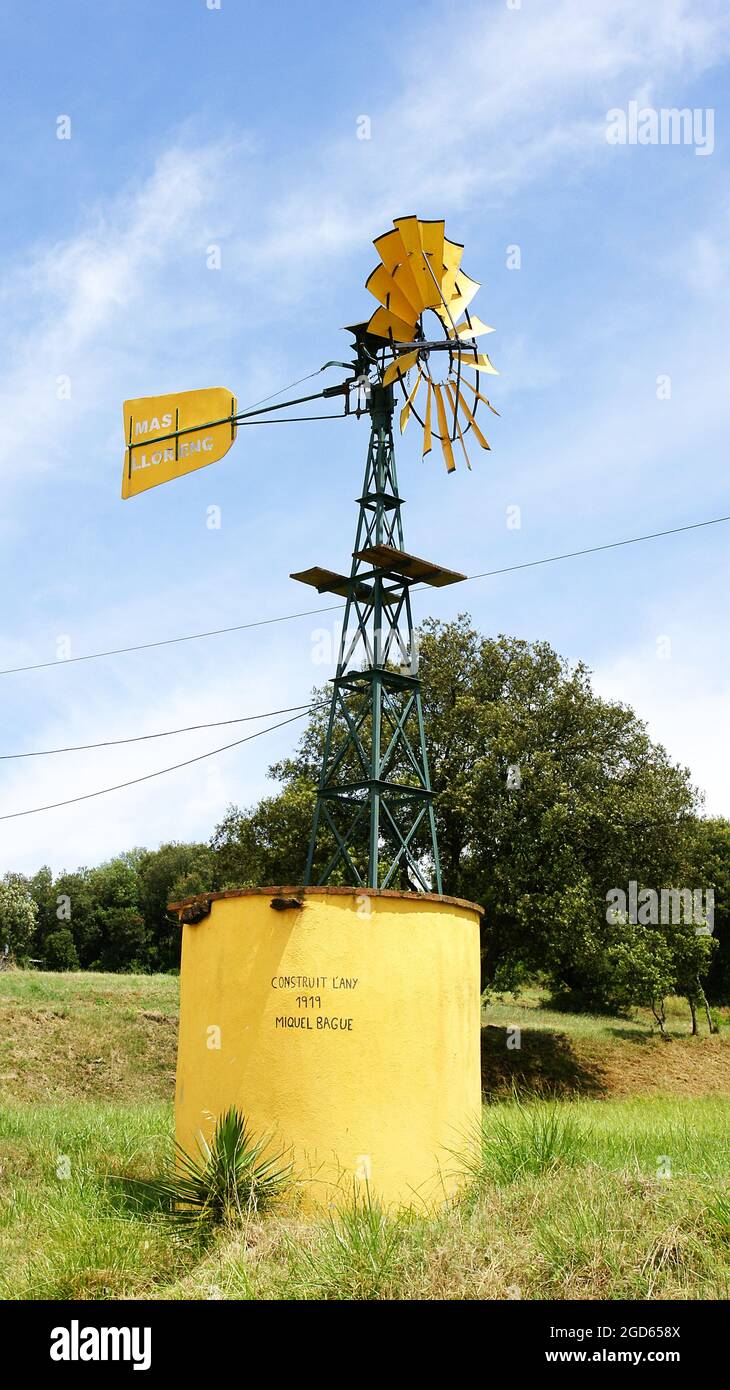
[446,273,481,319]
[448,316,494,340]
[441,237,464,300]
[372,226,423,315]
[419,219,445,285]
[443,382,472,470]
[432,383,456,473]
[367,306,418,343]
[446,381,490,452]
[365,265,420,327]
[365,216,499,470]
[400,373,422,433]
[382,349,419,387]
[459,377,501,415]
[458,350,499,375]
[393,215,441,309]
[422,381,433,456]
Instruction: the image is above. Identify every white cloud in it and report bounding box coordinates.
[0,140,246,491]
[594,623,730,818]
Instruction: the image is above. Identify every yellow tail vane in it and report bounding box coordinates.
[122,387,237,499]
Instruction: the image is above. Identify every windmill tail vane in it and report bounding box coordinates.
[120,216,498,892]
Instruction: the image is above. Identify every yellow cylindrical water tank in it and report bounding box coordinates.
[173,886,482,1209]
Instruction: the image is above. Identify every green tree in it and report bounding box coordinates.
[44,927,81,971]
[0,876,38,960]
[26,865,54,956]
[685,817,730,1005]
[88,857,147,971]
[136,842,219,970]
[210,780,316,887]
[49,870,100,967]
[260,616,700,1002]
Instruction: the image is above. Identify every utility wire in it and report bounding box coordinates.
[0,604,342,677]
[2,507,727,815]
[0,709,311,822]
[0,701,326,761]
[1,511,728,680]
[467,513,730,581]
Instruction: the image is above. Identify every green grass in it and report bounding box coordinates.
[1,1094,728,1300]
[472,1095,730,1182]
[2,969,729,1300]
[0,970,178,1104]
[0,1101,191,1300]
[0,970,178,1013]
[481,987,730,1101]
[484,984,727,1038]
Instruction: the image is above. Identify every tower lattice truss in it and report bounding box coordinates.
[293,386,464,892]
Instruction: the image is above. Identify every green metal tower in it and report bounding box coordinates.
[292,349,465,893]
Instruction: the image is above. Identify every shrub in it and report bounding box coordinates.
[43,928,80,972]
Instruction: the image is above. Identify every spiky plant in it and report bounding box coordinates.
[141,1107,291,1226]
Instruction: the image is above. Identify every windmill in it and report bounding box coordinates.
[122,215,498,895]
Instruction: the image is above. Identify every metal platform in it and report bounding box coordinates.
[290,565,374,602]
[354,544,466,587]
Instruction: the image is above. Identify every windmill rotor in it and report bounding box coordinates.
[364,215,500,473]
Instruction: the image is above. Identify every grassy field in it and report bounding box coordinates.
[1,970,729,1300]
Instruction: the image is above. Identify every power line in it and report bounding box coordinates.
[2,509,728,817]
[0,709,311,822]
[0,603,342,677]
[2,511,727,681]
[0,701,323,760]
[468,513,730,581]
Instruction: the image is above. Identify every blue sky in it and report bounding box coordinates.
[1,0,729,874]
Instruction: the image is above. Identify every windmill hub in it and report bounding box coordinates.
[416,309,454,383]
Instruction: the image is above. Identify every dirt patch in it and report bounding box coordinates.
[481,1024,608,1097]
[0,1002,178,1104]
[588,1034,730,1099]
[482,1025,730,1100]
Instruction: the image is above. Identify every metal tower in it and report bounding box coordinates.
[292,358,464,893]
